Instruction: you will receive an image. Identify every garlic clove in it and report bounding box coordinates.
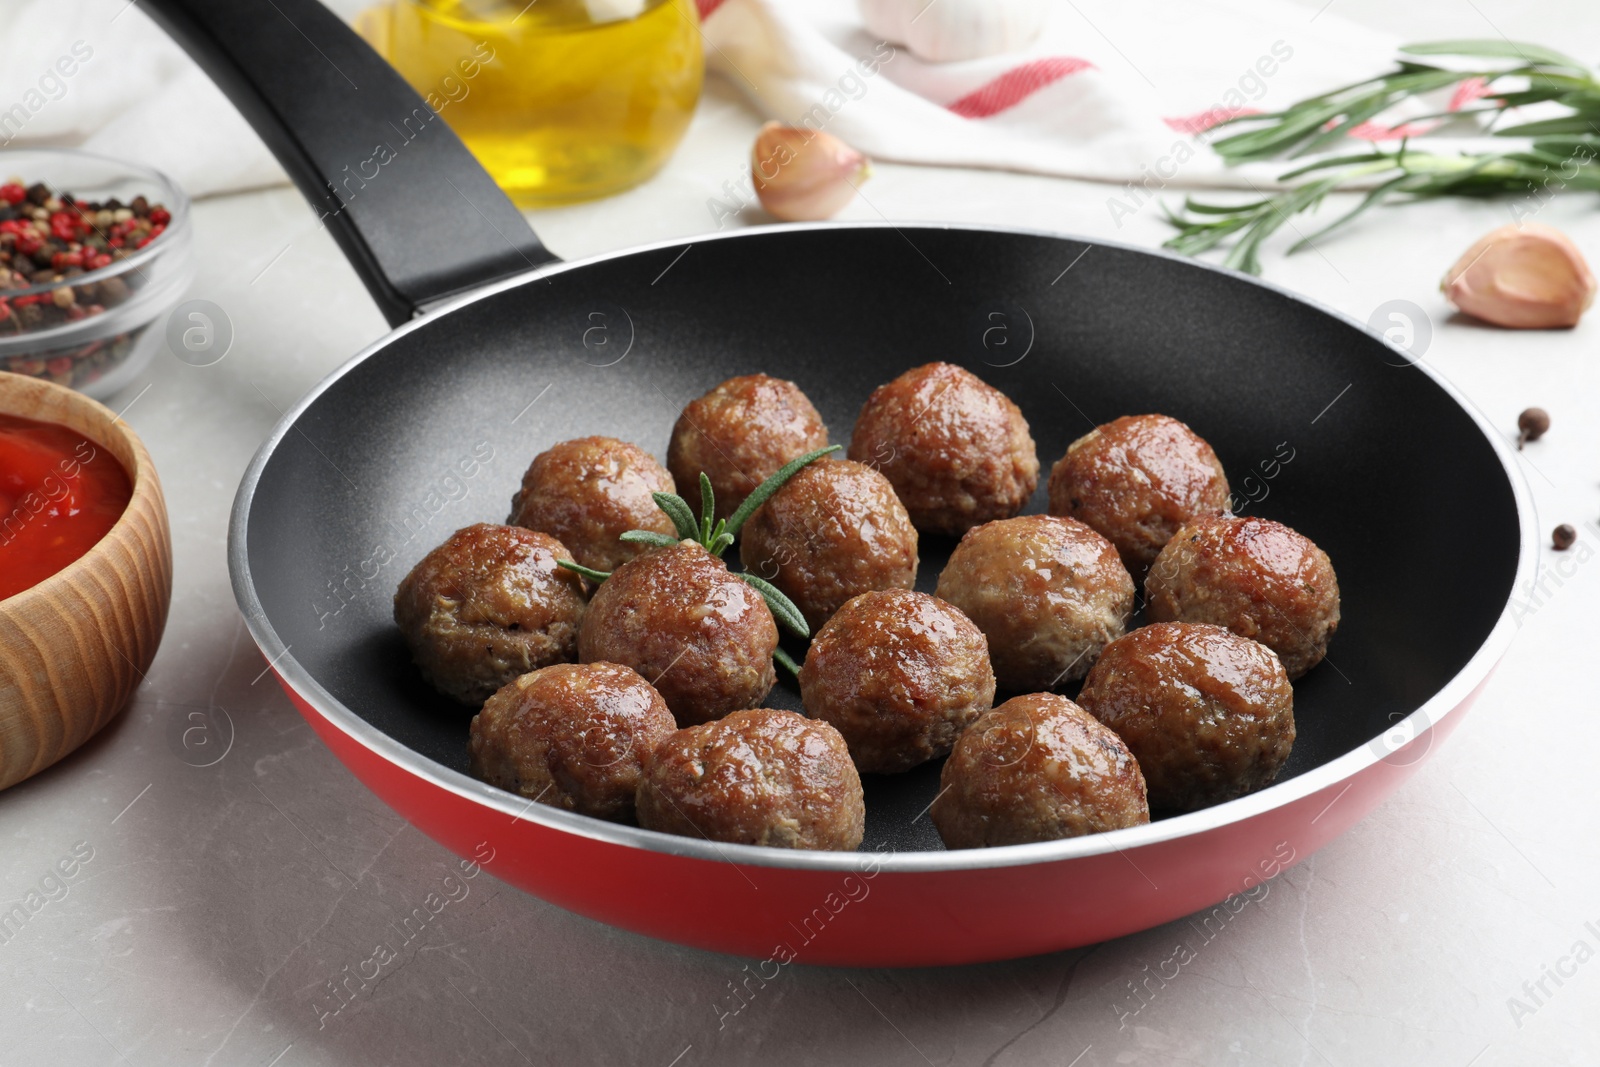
[861,0,1048,63]
[1441,223,1596,329]
[751,123,871,222]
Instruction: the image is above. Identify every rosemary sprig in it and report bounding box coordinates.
[558,443,841,643]
[1164,39,1600,274]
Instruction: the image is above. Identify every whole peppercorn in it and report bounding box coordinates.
[97,277,131,306]
[1517,407,1550,449]
[1552,524,1576,551]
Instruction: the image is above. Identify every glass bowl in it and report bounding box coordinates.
[0,149,194,400]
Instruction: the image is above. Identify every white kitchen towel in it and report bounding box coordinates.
[0,0,1495,199]
[697,0,1496,190]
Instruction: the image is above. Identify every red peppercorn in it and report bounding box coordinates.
[108,236,124,248]
[150,208,171,226]
[0,184,24,206]
[89,253,112,270]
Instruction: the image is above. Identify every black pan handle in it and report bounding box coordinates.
[140,0,558,327]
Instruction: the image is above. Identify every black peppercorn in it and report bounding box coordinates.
[1552,524,1576,551]
[1516,407,1550,449]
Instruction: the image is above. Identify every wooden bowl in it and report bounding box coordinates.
[0,371,172,790]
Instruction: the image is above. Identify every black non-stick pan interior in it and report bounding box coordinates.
[243,224,1521,853]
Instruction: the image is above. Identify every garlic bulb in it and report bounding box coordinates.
[860,0,1048,63]
[752,123,871,222]
[1441,223,1596,329]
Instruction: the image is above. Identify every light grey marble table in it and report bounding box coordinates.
[4,1,1600,1063]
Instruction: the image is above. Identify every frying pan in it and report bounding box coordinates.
[145,0,1536,966]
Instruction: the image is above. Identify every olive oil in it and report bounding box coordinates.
[361,0,703,206]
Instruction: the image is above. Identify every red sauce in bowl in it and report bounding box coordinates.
[0,413,132,601]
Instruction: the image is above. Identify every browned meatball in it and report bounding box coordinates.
[1145,515,1340,679]
[935,515,1134,691]
[931,693,1149,849]
[393,524,586,706]
[636,709,865,849]
[578,542,777,725]
[1047,414,1230,579]
[799,590,994,774]
[739,458,918,631]
[847,362,1038,536]
[1078,623,1294,812]
[468,662,676,822]
[507,436,675,573]
[667,374,829,522]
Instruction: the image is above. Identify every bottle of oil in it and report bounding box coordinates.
[359,0,704,206]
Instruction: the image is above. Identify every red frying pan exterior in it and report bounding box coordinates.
[267,665,1489,966]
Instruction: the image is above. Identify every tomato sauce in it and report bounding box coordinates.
[0,414,132,601]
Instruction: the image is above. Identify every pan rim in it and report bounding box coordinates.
[228,219,1539,874]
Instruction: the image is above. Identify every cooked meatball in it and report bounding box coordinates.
[507,436,676,573]
[1047,414,1230,579]
[637,709,865,850]
[931,693,1149,849]
[739,458,918,631]
[1145,515,1340,679]
[847,362,1038,536]
[393,524,586,706]
[667,374,829,522]
[935,515,1134,691]
[799,590,994,774]
[1078,623,1294,812]
[468,662,676,822]
[579,542,777,725]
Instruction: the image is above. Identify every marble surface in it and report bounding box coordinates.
[4,1,1600,1064]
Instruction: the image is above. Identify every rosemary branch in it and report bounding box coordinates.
[558,443,840,642]
[1164,39,1600,274]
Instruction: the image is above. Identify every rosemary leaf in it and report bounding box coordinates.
[557,560,613,582]
[618,530,681,548]
[1401,39,1588,73]
[1287,173,1415,252]
[698,472,715,541]
[653,491,701,542]
[1180,195,1273,214]
[773,646,802,677]
[724,444,841,536]
[734,571,809,638]
[1277,152,1395,181]
[1495,115,1600,138]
